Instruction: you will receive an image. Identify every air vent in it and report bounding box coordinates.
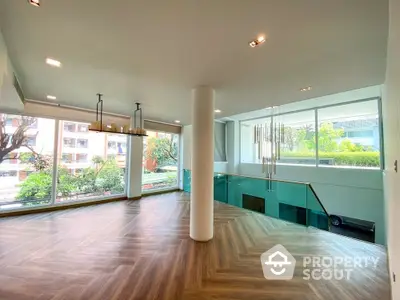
[13,73,25,104]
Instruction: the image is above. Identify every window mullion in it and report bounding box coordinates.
[51,119,60,205]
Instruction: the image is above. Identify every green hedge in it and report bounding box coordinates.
[281,152,380,167]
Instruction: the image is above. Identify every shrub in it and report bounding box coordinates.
[17,171,52,201]
[281,151,380,167]
[17,158,126,202]
[74,168,99,194]
[57,167,78,198]
[97,160,124,193]
[166,172,177,185]
[321,152,380,167]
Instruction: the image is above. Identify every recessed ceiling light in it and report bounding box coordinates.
[249,36,266,48]
[300,86,312,92]
[215,109,222,113]
[46,58,62,67]
[174,120,181,124]
[47,95,56,100]
[28,0,40,7]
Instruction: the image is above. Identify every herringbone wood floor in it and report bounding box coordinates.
[0,192,390,300]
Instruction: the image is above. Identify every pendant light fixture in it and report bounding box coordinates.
[88,94,147,136]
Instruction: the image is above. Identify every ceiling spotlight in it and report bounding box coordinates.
[28,0,40,7]
[249,36,266,48]
[300,86,312,92]
[46,58,62,67]
[215,109,222,113]
[174,120,181,124]
[47,95,56,100]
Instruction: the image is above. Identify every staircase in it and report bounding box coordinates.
[183,169,330,232]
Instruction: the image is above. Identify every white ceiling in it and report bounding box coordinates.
[0,0,388,125]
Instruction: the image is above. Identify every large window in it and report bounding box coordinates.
[142,130,179,192]
[0,116,128,211]
[0,114,55,210]
[240,98,381,169]
[56,121,127,203]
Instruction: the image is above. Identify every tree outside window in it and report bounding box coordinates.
[142,131,179,191]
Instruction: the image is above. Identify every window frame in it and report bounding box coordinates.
[0,115,130,213]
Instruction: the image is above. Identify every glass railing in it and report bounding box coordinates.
[183,169,330,231]
[183,169,191,193]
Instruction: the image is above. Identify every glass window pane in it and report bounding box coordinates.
[56,121,127,203]
[142,130,179,191]
[317,100,380,168]
[0,114,55,210]
[275,110,316,165]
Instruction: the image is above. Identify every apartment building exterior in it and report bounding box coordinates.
[0,116,127,203]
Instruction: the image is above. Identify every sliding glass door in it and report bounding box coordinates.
[142,130,179,192]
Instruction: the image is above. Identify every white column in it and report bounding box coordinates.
[190,86,214,242]
[127,118,143,199]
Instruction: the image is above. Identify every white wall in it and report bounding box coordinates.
[0,32,23,113]
[383,0,400,297]
[0,33,6,88]
[182,124,228,173]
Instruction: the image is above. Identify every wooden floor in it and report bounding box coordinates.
[0,192,390,300]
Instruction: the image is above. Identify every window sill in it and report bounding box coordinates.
[142,186,179,195]
[240,162,381,171]
[0,194,127,216]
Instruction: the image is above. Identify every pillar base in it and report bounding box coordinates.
[190,233,213,242]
